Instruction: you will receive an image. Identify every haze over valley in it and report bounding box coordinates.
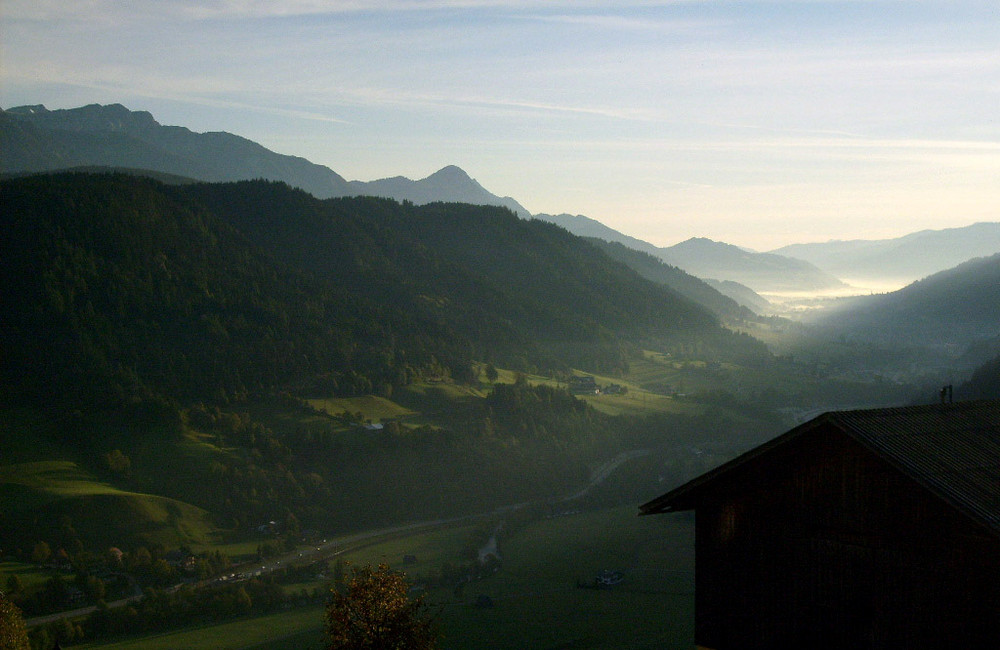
[2,2,999,648]
[3,104,999,648]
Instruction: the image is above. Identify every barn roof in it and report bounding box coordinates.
[640,400,1000,536]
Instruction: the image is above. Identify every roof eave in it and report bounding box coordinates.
[638,412,837,516]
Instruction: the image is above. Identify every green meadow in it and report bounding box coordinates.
[74,505,693,650]
[0,460,218,549]
[75,607,326,650]
[6,365,737,649]
[304,395,418,423]
[431,506,694,649]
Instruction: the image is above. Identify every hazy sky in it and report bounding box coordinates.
[3,1,998,250]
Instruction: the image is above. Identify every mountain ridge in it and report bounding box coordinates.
[811,252,1000,369]
[771,222,1000,284]
[659,237,847,293]
[348,164,530,216]
[536,213,842,295]
[2,172,768,410]
[7,102,995,298]
[1,103,529,215]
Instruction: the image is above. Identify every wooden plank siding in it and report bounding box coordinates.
[643,403,1000,649]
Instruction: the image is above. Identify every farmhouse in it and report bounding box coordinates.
[569,375,598,394]
[640,400,1000,649]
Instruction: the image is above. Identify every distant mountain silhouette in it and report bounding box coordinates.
[535,213,662,256]
[1,104,355,197]
[1,104,528,215]
[583,238,761,320]
[535,214,828,295]
[815,253,1000,364]
[771,223,1000,285]
[702,279,772,314]
[349,165,530,216]
[660,238,845,293]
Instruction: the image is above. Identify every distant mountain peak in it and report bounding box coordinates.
[422,165,481,190]
[677,237,734,248]
[660,236,845,292]
[8,102,160,133]
[1,102,353,196]
[6,104,49,115]
[427,164,470,180]
[349,164,530,217]
[2,103,533,216]
[771,222,1000,285]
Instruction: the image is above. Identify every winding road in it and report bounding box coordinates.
[25,447,651,628]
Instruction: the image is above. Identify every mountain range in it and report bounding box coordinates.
[536,213,839,296]
[0,103,528,215]
[660,237,846,293]
[3,102,997,298]
[583,238,758,321]
[3,109,999,584]
[1,170,779,551]
[1,103,355,197]
[771,223,1000,285]
[810,252,1000,370]
[349,164,529,217]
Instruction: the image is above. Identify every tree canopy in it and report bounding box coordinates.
[2,173,762,413]
[324,564,438,650]
[0,592,31,650]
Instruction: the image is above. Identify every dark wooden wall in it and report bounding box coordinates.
[692,425,1000,649]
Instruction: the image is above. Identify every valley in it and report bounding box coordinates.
[1,107,998,649]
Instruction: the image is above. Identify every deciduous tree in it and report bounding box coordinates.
[0,592,30,650]
[30,540,51,565]
[324,564,437,649]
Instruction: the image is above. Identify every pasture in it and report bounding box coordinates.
[432,506,694,649]
[74,607,326,650]
[74,505,694,649]
[0,459,219,549]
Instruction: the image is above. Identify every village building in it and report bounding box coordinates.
[640,400,1000,649]
[568,375,599,394]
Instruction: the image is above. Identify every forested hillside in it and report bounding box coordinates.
[5,172,772,410]
[814,253,1000,350]
[1,172,777,555]
[958,354,1000,400]
[583,238,756,321]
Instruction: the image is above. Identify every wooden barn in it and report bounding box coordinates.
[640,400,1000,649]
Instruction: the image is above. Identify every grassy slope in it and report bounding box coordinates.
[0,408,226,550]
[0,459,219,549]
[433,506,694,649]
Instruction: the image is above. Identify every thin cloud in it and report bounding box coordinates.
[1,0,708,22]
[516,12,722,32]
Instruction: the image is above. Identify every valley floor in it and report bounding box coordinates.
[68,505,694,649]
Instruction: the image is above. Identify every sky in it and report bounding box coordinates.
[3,0,999,250]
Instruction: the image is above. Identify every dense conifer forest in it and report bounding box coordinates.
[0,172,776,556]
[2,173,769,408]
